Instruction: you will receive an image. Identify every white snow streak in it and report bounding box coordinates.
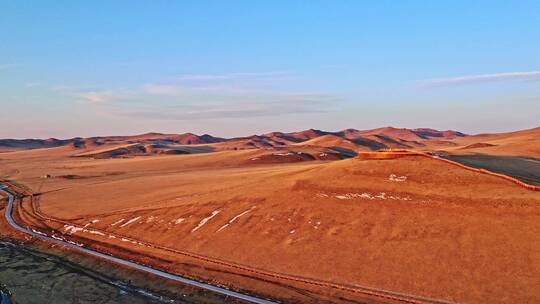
[192,210,220,232]
[229,207,255,224]
[217,224,229,232]
[119,216,141,228]
[389,174,407,182]
[332,192,411,201]
[111,219,125,226]
[64,225,83,234]
[217,207,255,234]
[275,152,294,156]
[31,229,47,236]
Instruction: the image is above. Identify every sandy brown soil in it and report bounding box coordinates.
[1,134,540,303]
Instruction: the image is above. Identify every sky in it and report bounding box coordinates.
[1,1,539,139]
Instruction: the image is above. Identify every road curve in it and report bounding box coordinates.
[0,184,277,304]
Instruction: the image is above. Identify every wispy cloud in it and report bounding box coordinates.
[58,70,338,120]
[141,83,250,96]
[114,94,334,120]
[141,71,295,97]
[419,71,540,88]
[142,84,188,96]
[24,82,41,87]
[174,71,294,81]
[73,89,133,103]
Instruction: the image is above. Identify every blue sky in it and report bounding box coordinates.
[1,1,539,138]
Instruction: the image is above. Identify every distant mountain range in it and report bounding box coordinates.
[1,126,538,158]
[0,126,461,148]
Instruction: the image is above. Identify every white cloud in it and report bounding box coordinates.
[141,83,250,96]
[142,70,295,97]
[58,70,338,120]
[142,84,188,96]
[116,94,334,120]
[173,71,293,82]
[175,74,233,81]
[74,90,132,103]
[419,71,540,87]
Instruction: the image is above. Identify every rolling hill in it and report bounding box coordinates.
[1,126,538,158]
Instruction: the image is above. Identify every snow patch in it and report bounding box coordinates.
[389,174,407,182]
[52,235,64,241]
[229,207,255,224]
[119,216,141,228]
[111,219,125,226]
[217,224,229,232]
[275,152,294,156]
[120,238,138,244]
[64,225,83,234]
[331,192,411,201]
[216,206,256,232]
[192,210,220,232]
[31,229,47,236]
[67,240,84,247]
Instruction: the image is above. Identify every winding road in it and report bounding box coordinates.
[0,184,277,304]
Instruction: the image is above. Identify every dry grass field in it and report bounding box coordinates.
[1,127,539,303]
